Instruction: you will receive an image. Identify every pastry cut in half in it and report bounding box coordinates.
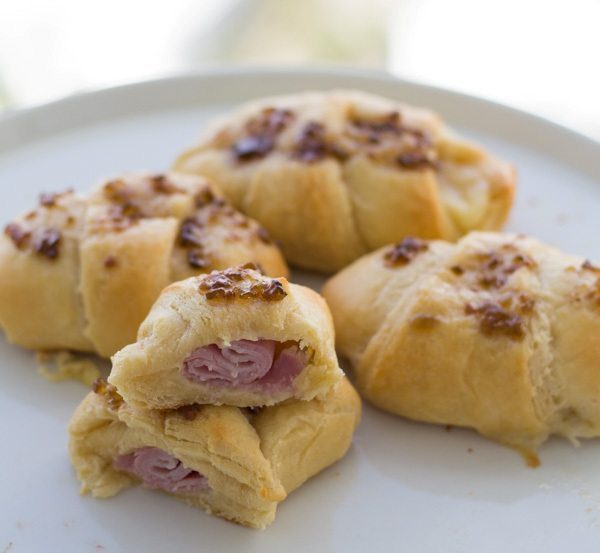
[110,264,343,408]
[323,232,600,459]
[173,90,515,272]
[68,376,361,528]
[0,172,288,357]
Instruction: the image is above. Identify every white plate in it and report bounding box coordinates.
[1,68,600,553]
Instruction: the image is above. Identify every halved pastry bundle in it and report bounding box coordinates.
[70,264,358,527]
[323,232,600,457]
[110,264,343,408]
[173,90,515,272]
[69,376,361,528]
[0,172,288,357]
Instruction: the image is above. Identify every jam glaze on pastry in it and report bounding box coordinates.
[0,173,288,357]
[109,265,342,409]
[323,232,600,460]
[68,376,361,529]
[173,90,515,273]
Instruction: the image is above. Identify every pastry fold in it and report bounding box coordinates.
[173,90,515,272]
[0,173,288,357]
[110,265,343,408]
[69,377,361,528]
[323,231,600,454]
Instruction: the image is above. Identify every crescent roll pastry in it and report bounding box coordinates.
[0,173,288,357]
[69,376,361,528]
[110,265,343,408]
[173,90,515,272]
[323,232,600,456]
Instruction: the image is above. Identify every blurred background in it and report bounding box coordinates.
[1,0,598,140]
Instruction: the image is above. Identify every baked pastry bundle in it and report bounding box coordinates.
[323,231,600,458]
[69,376,360,529]
[110,264,342,408]
[0,172,288,357]
[173,90,515,272]
[69,265,361,528]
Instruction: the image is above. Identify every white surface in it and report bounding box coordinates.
[0,69,599,553]
[388,0,600,141]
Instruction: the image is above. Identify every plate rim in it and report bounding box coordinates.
[0,66,598,179]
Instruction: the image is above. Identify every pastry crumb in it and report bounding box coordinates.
[36,351,101,386]
[521,450,541,468]
[92,378,124,409]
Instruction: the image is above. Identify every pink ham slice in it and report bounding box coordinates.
[182,339,307,390]
[113,447,209,494]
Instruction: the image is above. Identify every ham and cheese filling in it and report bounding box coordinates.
[113,447,209,494]
[182,339,307,390]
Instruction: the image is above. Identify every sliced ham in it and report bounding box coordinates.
[113,447,208,494]
[258,345,307,388]
[182,339,307,390]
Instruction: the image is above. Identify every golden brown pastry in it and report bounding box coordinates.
[110,264,342,408]
[173,90,515,273]
[0,173,288,357]
[69,376,361,529]
[323,232,600,458]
